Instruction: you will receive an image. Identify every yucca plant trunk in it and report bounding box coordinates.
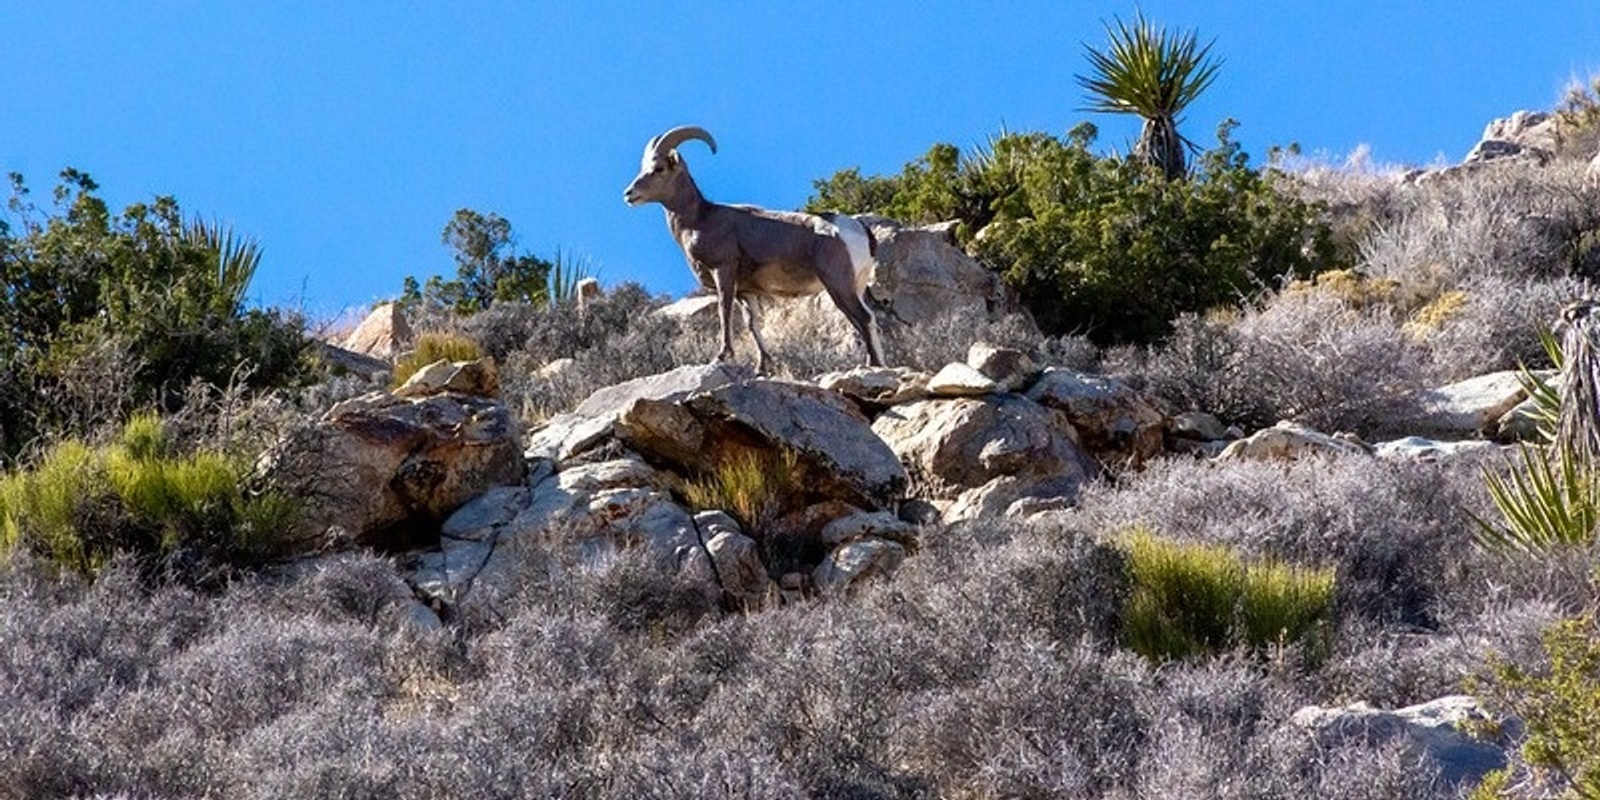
[1557,300,1600,463]
[1136,115,1187,180]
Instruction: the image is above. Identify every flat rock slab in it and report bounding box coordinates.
[817,366,932,406]
[1291,695,1518,787]
[1401,371,1541,439]
[927,362,997,397]
[525,363,749,462]
[1371,436,1500,462]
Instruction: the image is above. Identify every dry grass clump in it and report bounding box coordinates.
[390,331,484,387]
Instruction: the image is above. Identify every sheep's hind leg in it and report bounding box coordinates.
[824,282,887,367]
[741,295,773,375]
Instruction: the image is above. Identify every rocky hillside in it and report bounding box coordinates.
[3,107,1600,798]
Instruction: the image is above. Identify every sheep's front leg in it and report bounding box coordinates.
[711,263,739,365]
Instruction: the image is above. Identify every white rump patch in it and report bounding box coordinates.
[828,214,876,297]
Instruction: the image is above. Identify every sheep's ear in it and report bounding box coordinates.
[667,151,683,168]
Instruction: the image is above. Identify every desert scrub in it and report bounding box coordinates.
[0,412,297,578]
[391,331,484,387]
[1119,527,1335,662]
[1129,290,1432,435]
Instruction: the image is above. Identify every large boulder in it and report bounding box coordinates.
[424,456,695,608]
[858,217,1031,329]
[871,394,1100,513]
[813,536,907,594]
[1027,368,1165,468]
[340,301,414,359]
[1463,110,1556,166]
[684,511,776,611]
[255,383,525,551]
[618,378,908,510]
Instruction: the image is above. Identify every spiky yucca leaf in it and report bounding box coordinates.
[1077,11,1222,179]
[1474,443,1600,555]
[546,248,597,307]
[181,218,262,313]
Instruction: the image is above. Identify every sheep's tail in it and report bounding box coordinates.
[824,213,877,298]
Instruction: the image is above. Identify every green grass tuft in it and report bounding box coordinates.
[1119,527,1335,662]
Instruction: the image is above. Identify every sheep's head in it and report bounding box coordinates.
[624,126,717,206]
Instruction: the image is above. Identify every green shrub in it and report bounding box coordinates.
[400,208,594,318]
[0,171,314,458]
[1119,528,1335,662]
[0,439,103,572]
[1474,614,1600,798]
[0,413,298,579]
[808,122,1334,344]
[1122,529,1243,660]
[391,331,485,387]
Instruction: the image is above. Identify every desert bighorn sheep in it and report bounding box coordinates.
[623,125,886,372]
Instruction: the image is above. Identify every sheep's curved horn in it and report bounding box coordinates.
[648,126,717,158]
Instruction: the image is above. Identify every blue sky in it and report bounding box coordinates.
[4,2,1598,322]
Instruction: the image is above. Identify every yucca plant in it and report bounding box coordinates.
[1077,11,1222,180]
[181,218,262,315]
[1508,327,1564,446]
[1476,443,1600,555]
[546,248,597,307]
[1476,304,1600,555]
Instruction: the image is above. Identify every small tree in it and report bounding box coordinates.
[1077,11,1222,180]
[402,209,555,315]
